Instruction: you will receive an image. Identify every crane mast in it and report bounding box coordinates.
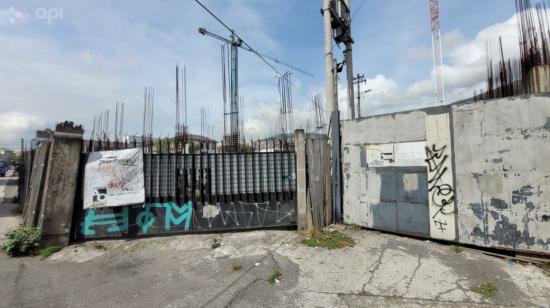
[198,27,314,151]
[198,27,241,150]
[429,0,445,104]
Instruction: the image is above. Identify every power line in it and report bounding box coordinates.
[193,0,323,112]
[351,0,367,20]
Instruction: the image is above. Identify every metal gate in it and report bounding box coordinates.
[72,140,297,241]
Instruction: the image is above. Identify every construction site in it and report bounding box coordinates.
[1,0,549,307]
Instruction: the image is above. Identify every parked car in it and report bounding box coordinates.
[0,160,7,177]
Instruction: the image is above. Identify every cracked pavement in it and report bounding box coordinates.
[0,227,548,307]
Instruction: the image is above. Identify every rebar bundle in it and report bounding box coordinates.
[476,0,550,100]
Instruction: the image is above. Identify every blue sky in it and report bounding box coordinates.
[0,0,521,147]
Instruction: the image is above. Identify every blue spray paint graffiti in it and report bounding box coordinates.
[81,201,193,237]
[82,207,129,236]
[135,201,192,233]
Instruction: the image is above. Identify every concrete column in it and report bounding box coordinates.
[295,129,307,230]
[38,121,84,247]
[323,0,336,129]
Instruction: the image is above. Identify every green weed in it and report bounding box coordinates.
[2,225,41,256]
[451,245,464,253]
[38,245,62,259]
[211,238,221,249]
[302,230,355,249]
[267,270,282,284]
[230,260,241,272]
[472,281,497,298]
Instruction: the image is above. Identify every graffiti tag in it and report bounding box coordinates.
[425,144,455,231]
[81,201,193,236]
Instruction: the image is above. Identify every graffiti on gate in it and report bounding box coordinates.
[425,144,455,231]
[81,201,193,236]
[81,207,129,236]
[135,201,193,233]
[198,201,295,228]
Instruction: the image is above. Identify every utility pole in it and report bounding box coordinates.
[322,0,354,223]
[353,74,366,118]
[343,0,355,120]
[429,0,445,104]
[323,0,336,125]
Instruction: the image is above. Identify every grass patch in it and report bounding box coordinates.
[451,245,464,253]
[302,230,355,249]
[472,281,497,298]
[211,238,221,249]
[267,270,282,284]
[38,245,62,259]
[229,260,241,272]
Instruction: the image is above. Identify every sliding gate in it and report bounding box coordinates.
[72,150,297,241]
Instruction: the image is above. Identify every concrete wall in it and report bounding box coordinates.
[342,95,550,254]
[453,96,550,252]
[22,141,51,226]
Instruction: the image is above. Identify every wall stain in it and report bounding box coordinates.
[543,117,550,130]
[492,158,503,163]
[490,198,508,209]
[491,216,535,247]
[512,185,534,204]
[470,203,484,220]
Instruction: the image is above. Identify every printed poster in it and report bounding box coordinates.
[83,148,145,209]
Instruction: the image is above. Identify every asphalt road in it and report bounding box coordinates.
[0,227,548,307]
[0,169,548,307]
[0,170,21,245]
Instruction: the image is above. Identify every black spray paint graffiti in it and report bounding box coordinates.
[425,144,455,231]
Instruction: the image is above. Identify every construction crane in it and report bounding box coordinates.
[429,0,445,104]
[198,28,314,78]
[198,27,313,151]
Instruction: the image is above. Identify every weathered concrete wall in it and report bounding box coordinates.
[342,110,436,237]
[39,123,84,247]
[342,95,550,254]
[22,141,51,226]
[453,95,550,253]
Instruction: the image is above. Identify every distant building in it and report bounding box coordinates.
[176,133,217,153]
[0,149,16,162]
[252,132,325,152]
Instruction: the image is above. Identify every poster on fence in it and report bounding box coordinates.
[83,148,145,209]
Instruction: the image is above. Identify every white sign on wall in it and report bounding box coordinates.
[364,141,426,167]
[83,148,145,209]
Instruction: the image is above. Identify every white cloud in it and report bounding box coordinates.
[0,112,45,146]
[0,1,298,144]
[365,14,520,116]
